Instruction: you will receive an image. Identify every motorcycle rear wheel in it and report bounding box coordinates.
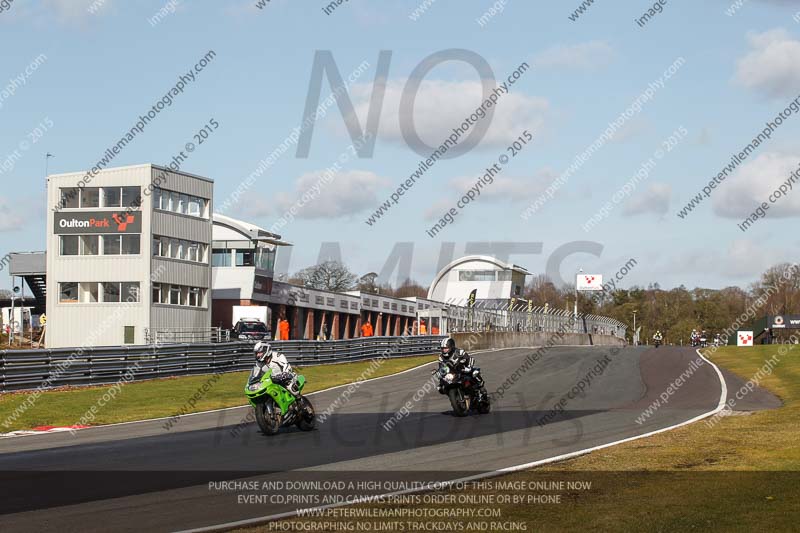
[255,398,282,436]
[448,388,469,417]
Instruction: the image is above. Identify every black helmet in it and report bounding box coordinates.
[440,337,456,357]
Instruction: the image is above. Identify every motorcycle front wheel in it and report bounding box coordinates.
[476,388,491,414]
[448,388,469,417]
[255,398,282,436]
[295,396,316,431]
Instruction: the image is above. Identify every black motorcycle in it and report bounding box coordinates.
[434,361,490,417]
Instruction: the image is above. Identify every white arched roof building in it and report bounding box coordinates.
[427,255,530,304]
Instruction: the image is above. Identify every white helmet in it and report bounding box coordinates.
[254,341,272,362]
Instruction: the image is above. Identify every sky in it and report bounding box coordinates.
[1,0,800,292]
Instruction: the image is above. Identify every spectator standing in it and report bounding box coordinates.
[361,320,374,337]
[278,317,290,341]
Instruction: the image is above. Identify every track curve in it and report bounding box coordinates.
[0,346,727,532]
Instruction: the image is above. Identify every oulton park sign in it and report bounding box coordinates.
[54,211,141,234]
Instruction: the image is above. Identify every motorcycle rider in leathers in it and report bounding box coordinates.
[438,337,486,395]
[254,341,300,397]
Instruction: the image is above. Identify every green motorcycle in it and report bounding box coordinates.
[245,363,316,435]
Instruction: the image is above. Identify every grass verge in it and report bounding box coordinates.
[0,354,436,432]
[271,345,800,532]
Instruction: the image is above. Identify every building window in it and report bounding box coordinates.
[59,282,78,303]
[60,235,79,256]
[122,282,140,302]
[103,187,122,207]
[171,239,183,259]
[121,234,139,255]
[187,242,199,262]
[187,197,201,217]
[255,247,275,270]
[236,250,255,267]
[121,187,140,208]
[80,187,100,208]
[103,282,121,303]
[153,236,204,263]
[153,187,208,219]
[103,235,121,255]
[458,270,496,282]
[212,249,231,267]
[79,282,99,303]
[497,271,513,281]
[188,287,200,307]
[60,188,79,209]
[154,283,204,307]
[169,285,182,305]
[80,235,99,255]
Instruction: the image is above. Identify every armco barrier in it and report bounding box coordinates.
[453,331,626,352]
[0,336,445,392]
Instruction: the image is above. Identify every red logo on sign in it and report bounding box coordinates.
[584,276,596,284]
[112,213,135,232]
[739,334,752,343]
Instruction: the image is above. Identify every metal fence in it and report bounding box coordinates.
[0,336,445,392]
[446,304,627,338]
[144,327,231,345]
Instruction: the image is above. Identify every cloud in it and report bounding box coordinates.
[423,169,556,220]
[533,41,614,70]
[0,197,28,232]
[608,118,650,144]
[452,170,554,202]
[1,0,112,25]
[622,183,671,216]
[423,199,455,221]
[243,170,391,220]
[696,127,712,146]
[348,79,549,150]
[713,152,800,218]
[47,0,106,19]
[658,238,790,282]
[735,28,800,99]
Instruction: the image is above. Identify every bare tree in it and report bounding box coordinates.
[357,272,379,293]
[390,278,427,299]
[292,261,357,292]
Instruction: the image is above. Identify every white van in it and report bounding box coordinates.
[1,306,32,335]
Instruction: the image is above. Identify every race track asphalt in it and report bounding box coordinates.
[0,345,772,532]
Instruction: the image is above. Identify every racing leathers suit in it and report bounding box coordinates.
[440,348,485,393]
[265,352,300,397]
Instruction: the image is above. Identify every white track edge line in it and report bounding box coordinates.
[176,347,724,533]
